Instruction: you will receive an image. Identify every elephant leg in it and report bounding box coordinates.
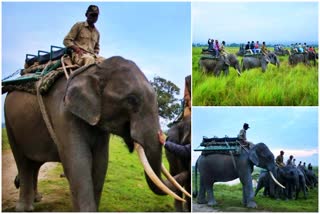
[254,181,263,196]
[206,182,217,206]
[197,175,207,204]
[239,174,256,208]
[59,140,96,211]
[15,159,36,211]
[92,134,110,208]
[32,162,44,203]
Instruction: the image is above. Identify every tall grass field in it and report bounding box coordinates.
[193,47,318,106]
[2,129,175,212]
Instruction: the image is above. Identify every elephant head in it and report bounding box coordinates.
[248,143,285,189]
[227,54,241,75]
[268,52,280,67]
[63,56,184,199]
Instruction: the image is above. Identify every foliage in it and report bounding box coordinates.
[2,135,174,212]
[193,47,318,106]
[150,76,181,120]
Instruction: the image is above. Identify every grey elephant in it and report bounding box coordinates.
[4,56,186,211]
[199,54,241,76]
[289,52,317,66]
[194,143,284,208]
[165,115,191,211]
[242,52,280,72]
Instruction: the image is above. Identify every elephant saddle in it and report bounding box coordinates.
[194,136,241,156]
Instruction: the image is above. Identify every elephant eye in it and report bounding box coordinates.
[126,94,141,112]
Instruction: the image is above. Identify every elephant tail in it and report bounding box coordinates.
[14,174,20,189]
[192,159,199,198]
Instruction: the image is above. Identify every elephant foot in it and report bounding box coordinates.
[246,201,257,209]
[34,192,43,202]
[197,199,207,204]
[208,200,218,206]
[16,202,34,212]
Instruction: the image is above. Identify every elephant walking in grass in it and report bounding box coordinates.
[242,52,280,72]
[199,54,241,76]
[4,56,188,211]
[289,52,317,66]
[194,143,284,208]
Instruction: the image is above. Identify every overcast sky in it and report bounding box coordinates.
[192,2,318,45]
[1,2,191,123]
[192,107,318,166]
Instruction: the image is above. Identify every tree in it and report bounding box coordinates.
[150,76,181,122]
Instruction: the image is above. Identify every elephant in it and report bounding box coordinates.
[274,49,291,56]
[4,56,186,211]
[165,115,191,212]
[193,143,284,208]
[288,51,317,66]
[199,54,241,76]
[278,165,307,200]
[241,52,280,72]
[255,170,271,197]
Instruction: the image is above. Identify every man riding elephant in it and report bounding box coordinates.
[63,5,105,66]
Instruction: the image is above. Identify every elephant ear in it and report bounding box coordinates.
[249,147,259,166]
[64,73,101,126]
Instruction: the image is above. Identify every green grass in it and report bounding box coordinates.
[192,168,318,212]
[2,132,175,212]
[193,47,318,106]
[2,128,10,150]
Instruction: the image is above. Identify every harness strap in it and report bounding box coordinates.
[36,78,60,146]
[225,136,237,170]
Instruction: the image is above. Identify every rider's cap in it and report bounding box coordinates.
[87,5,99,15]
[244,123,250,129]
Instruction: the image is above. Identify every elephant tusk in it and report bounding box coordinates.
[269,171,285,189]
[134,143,186,202]
[161,164,191,198]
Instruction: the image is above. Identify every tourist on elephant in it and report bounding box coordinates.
[158,131,191,159]
[286,155,294,165]
[293,158,296,166]
[250,41,255,51]
[214,40,220,57]
[245,41,250,50]
[276,150,285,167]
[261,41,268,56]
[238,123,253,148]
[219,41,230,66]
[254,41,260,54]
[63,5,105,66]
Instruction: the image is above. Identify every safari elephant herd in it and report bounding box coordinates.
[199,49,318,76]
[255,164,318,200]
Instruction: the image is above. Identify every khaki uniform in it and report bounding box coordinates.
[261,44,268,55]
[63,21,104,66]
[276,155,285,167]
[238,128,247,141]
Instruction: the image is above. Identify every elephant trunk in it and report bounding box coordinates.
[276,58,280,68]
[134,143,186,202]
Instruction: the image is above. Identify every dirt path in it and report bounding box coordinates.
[2,150,58,210]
